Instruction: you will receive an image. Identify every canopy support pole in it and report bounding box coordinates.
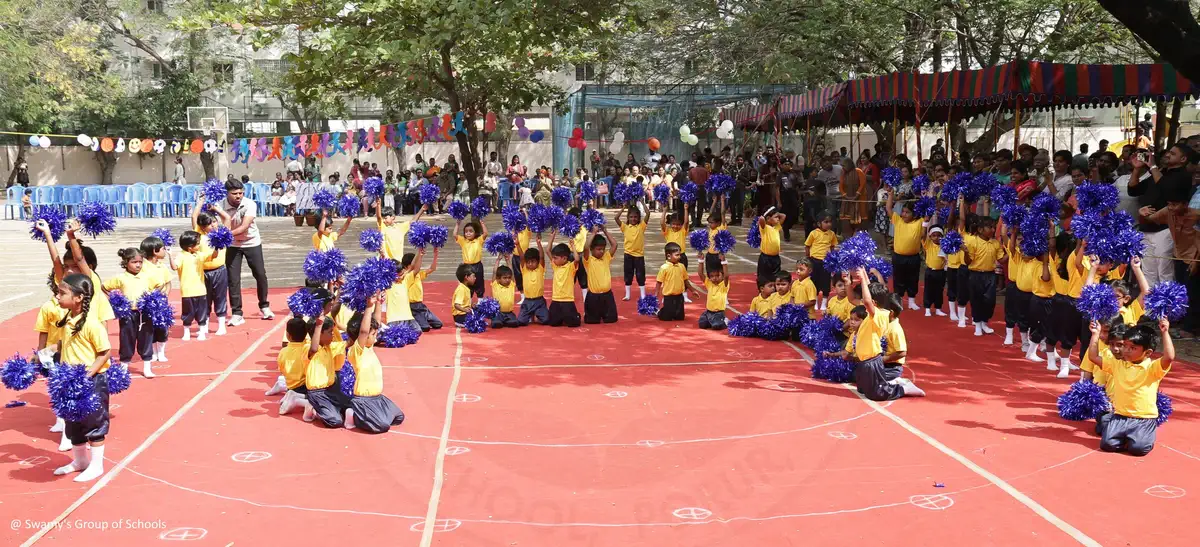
[892,105,898,158]
[1014,102,1022,150]
[805,115,812,159]
[1051,108,1057,152]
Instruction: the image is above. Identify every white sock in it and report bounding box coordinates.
[74,445,104,482]
[981,323,994,334]
[302,403,316,422]
[908,297,920,310]
[58,430,72,451]
[683,294,692,303]
[958,316,967,328]
[54,445,89,476]
[1004,327,1014,345]
[182,328,191,341]
[582,289,588,298]
[935,307,947,316]
[143,361,155,378]
[974,322,983,336]
[1025,343,1045,363]
[50,417,65,433]
[925,309,932,317]
[1047,351,1059,371]
[639,286,646,299]
[624,286,631,299]
[344,408,355,429]
[949,302,957,319]
[216,317,227,335]
[279,391,296,415]
[204,321,211,334]
[156,342,168,362]
[265,376,287,396]
[198,328,207,341]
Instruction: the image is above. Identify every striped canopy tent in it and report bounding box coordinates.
[845,63,1020,125]
[775,83,850,128]
[721,101,776,130]
[1016,61,1200,109]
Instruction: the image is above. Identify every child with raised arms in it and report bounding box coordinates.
[757,207,785,286]
[661,209,692,302]
[138,235,175,369]
[568,207,591,299]
[616,203,649,301]
[454,216,488,298]
[656,242,698,321]
[851,268,925,401]
[385,250,424,331]
[490,257,521,328]
[958,197,1004,336]
[103,249,153,375]
[886,188,923,311]
[192,201,232,335]
[51,273,113,482]
[582,225,619,324]
[804,212,837,309]
[1049,231,1083,372]
[451,263,478,328]
[512,217,533,304]
[696,250,729,330]
[377,204,425,261]
[1004,228,1031,348]
[37,220,115,327]
[312,209,352,251]
[406,247,442,332]
[1113,257,1149,326]
[304,303,352,427]
[1087,318,1173,456]
[517,235,550,326]
[702,199,729,277]
[546,230,583,327]
[344,295,405,433]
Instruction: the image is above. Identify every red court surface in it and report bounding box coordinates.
[2,277,1198,546]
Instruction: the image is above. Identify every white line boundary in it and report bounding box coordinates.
[419,327,465,547]
[21,320,288,547]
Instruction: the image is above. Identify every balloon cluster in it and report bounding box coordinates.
[678,125,699,146]
[568,127,587,150]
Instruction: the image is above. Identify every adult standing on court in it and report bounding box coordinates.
[223,179,273,325]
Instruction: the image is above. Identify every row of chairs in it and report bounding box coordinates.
[4,182,281,220]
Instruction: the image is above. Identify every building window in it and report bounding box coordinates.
[683,59,699,76]
[146,0,164,13]
[575,63,596,82]
[151,62,165,80]
[254,59,293,74]
[212,62,234,85]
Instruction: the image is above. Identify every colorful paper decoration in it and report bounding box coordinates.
[100,138,114,152]
[115,138,126,153]
[128,138,142,154]
[453,112,466,136]
[485,112,497,133]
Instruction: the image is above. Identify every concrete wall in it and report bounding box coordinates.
[1,141,555,186]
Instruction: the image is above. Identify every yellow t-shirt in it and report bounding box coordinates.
[964,234,1004,272]
[58,314,111,372]
[36,301,67,347]
[583,250,614,293]
[306,341,347,390]
[704,278,729,312]
[276,341,310,390]
[1099,355,1170,419]
[406,270,429,303]
[1080,254,1123,283]
[827,295,853,321]
[885,320,908,365]
[790,277,819,318]
[386,275,414,323]
[760,223,782,256]
[379,220,410,260]
[513,229,532,258]
[1026,257,1055,298]
[770,291,791,311]
[456,235,483,264]
[452,283,472,316]
[804,229,837,260]
[706,224,728,254]
[890,214,922,256]
[103,271,150,309]
[331,305,354,342]
[85,271,115,322]
[175,251,207,298]
[348,343,384,397]
[621,222,647,257]
[1010,252,1028,287]
[492,280,517,313]
[573,230,590,257]
[521,264,545,298]
[195,223,227,270]
[1081,340,1110,374]
[1065,250,1088,298]
[750,295,774,316]
[139,260,171,292]
[923,240,946,270]
[1119,300,1145,326]
[1051,259,1071,296]
[311,231,340,251]
[947,249,965,269]
[663,226,687,250]
[656,262,687,296]
[552,262,578,303]
[853,308,890,361]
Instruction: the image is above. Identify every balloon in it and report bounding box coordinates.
[28,135,39,147]
[100,138,114,152]
[720,119,734,131]
[518,127,531,139]
[687,134,699,146]
[679,125,691,136]
[572,127,584,139]
[513,116,526,129]
[484,112,497,133]
[612,131,625,144]
[648,138,661,151]
[608,140,622,154]
[39,136,51,148]
[90,138,100,152]
[530,130,544,143]
[189,139,204,154]
[76,134,92,147]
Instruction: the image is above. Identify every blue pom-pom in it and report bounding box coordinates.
[1075,182,1119,214]
[833,231,878,272]
[2,354,38,391]
[1145,281,1189,321]
[359,229,383,253]
[713,229,736,254]
[1019,213,1051,257]
[550,187,572,208]
[868,256,893,280]
[363,176,385,200]
[1057,381,1111,421]
[76,201,117,238]
[47,364,100,422]
[419,184,440,206]
[757,317,788,340]
[377,323,421,348]
[428,225,450,248]
[202,178,227,204]
[746,218,762,248]
[1070,211,1103,241]
[151,227,175,247]
[966,172,997,202]
[337,194,361,218]
[688,229,709,254]
[1001,204,1028,229]
[475,297,501,319]
[106,362,131,395]
[137,290,175,329]
[341,257,399,312]
[936,206,952,224]
[728,312,765,337]
[1093,224,1146,265]
[881,167,902,188]
[653,184,671,204]
[526,204,550,234]
[939,172,970,201]
[338,363,356,397]
[484,232,516,256]
[812,356,855,383]
[940,231,964,255]
[679,182,698,203]
[800,316,844,353]
[1031,193,1061,219]
[910,174,931,195]
[705,173,736,196]
[637,295,659,316]
[303,248,348,283]
[913,196,936,218]
[29,206,67,242]
[581,209,605,230]
[470,196,492,219]
[287,288,323,318]
[405,222,431,249]
[448,201,469,220]
[312,188,337,209]
[107,290,134,320]
[1157,393,1173,426]
[463,309,490,333]
[609,182,628,204]
[205,226,234,249]
[501,205,527,233]
[990,185,1017,213]
[625,180,644,203]
[1077,283,1121,321]
[578,180,597,202]
[774,304,809,330]
[558,214,582,238]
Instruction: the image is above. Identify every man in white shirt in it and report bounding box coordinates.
[285,157,303,177]
[222,180,273,325]
[173,157,186,184]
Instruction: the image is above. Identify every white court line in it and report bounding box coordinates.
[0,291,34,305]
[21,320,288,547]
[144,358,806,378]
[419,327,465,547]
[1164,444,1200,462]
[782,341,1101,547]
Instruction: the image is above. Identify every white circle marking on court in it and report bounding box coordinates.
[604,390,628,398]
[827,431,857,440]
[672,507,713,520]
[444,446,470,456]
[455,394,481,403]
[230,451,272,463]
[909,494,953,510]
[1144,485,1186,499]
[159,528,207,541]
[409,519,462,532]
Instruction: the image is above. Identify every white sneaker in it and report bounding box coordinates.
[925,309,932,317]
[981,324,994,334]
[1056,365,1071,379]
[1026,346,1045,364]
[908,302,920,311]
[958,317,967,328]
[50,417,65,433]
[182,329,191,341]
[260,308,275,320]
[229,315,246,327]
[1039,341,1047,352]
[197,329,207,341]
[683,296,692,303]
[934,309,947,316]
[974,323,983,336]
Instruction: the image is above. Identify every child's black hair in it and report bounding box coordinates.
[179,230,202,250]
[1123,324,1159,352]
[590,235,606,249]
[757,278,773,290]
[196,212,215,228]
[669,212,685,225]
[868,282,896,317]
[455,263,474,283]
[464,219,482,237]
[627,206,642,220]
[401,252,417,269]
[346,311,380,341]
[1112,279,1134,300]
[850,305,868,320]
[117,248,142,270]
[286,316,309,342]
[523,247,541,262]
[497,265,513,278]
[775,271,792,282]
[55,273,94,335]
[380,206,396,218]
[965,213,980,234]
[319,315,336,333]
[664,242,681,256]
[304,278,325,289]
[63,243,98,270]
[816,211,834,224]
[796,257,812,270]
[1055,231,1078,280]
[552,243,573,260]
[976,216,997,231]
[568,206,582,216]
[139,236,164,259]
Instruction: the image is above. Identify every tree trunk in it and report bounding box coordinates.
[1154,102,1168,150]
[6,145,25,186]
[94,150,117,185]
[200,151,216,180]
[949,114,1017,160]
[1169,97,1183,144]
[1097,1,1200,85]
[456,114,480,200]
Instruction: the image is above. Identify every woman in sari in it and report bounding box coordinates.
[838,158,867,232]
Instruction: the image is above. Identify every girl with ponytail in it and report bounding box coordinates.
[52,273,113,483]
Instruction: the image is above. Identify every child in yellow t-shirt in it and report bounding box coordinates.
[1087,318,1174,457]
[175,231,218,341]
[789,258,818,319]
[454,217,488,298]
[344,296,405,433]
[757,208,786,286]
[1080,317,1124,385]
[749,279,775,318]
[517,236,550,326]
[451,264,478,328]
[385,251,424,332]
[304,311,352,427]
[853,268,926,401]
[957,197,1004,334]
[312,209,353,251]
[697,251,729,330]
[769,271,792,312]
[655,242,698,321]
[490,257,521,328]
[660,210,693,303]
[921,226,947,317]
[546,229,584,327]
[582,226,619,324]
[617,204,649,301]
[804,212,838,310]
[406,247,443,332]
[826,276,854,321]
[277,316,315,418]
[886,190,924,310]
[822,305,867,360]
[51,273,113,483]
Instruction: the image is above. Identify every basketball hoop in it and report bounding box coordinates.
[188,107,229,135]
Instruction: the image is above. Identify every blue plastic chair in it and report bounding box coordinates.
[50,186,66,206]
[125,184,147,218]
[164,185,183,217]
[4,186,25,219]
[61,187,84,215]
[102,186,126,217]
[180,185,197,217]
[146,185,168,217]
